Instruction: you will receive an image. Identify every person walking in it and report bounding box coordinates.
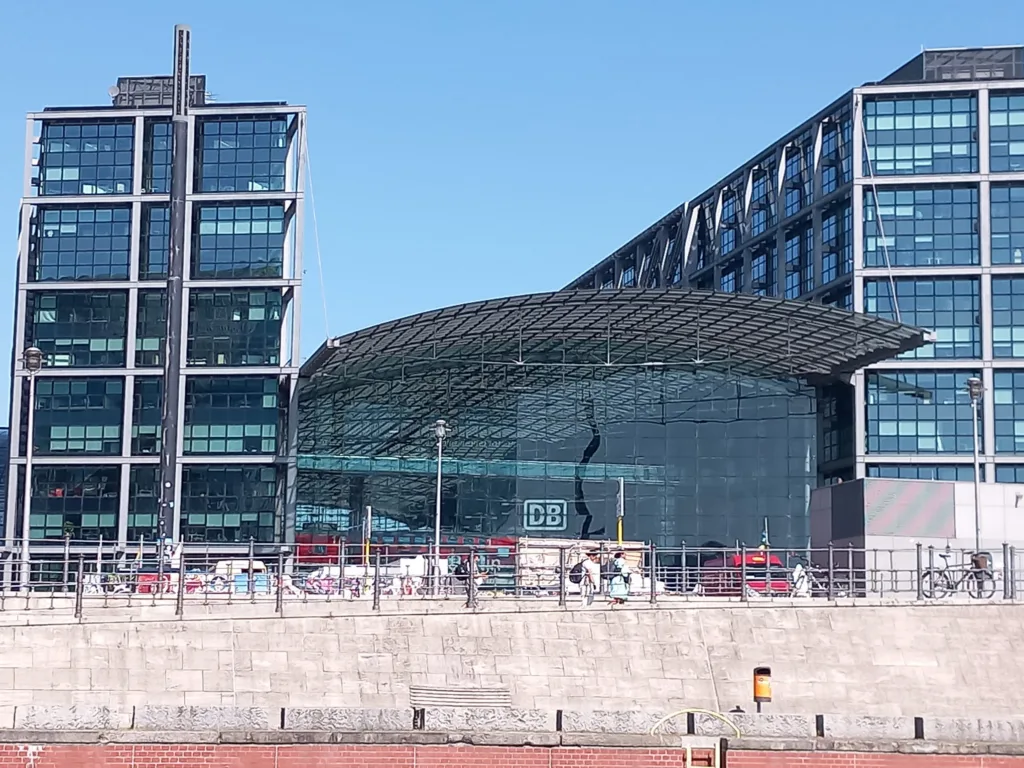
[608,551,631,605]
[580,550,601,607]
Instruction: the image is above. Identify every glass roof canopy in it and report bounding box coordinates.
[301,288,930,388]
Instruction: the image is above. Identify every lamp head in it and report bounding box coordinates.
[22,347,43,373]
[966,377,985,402]
[433,419,449,440]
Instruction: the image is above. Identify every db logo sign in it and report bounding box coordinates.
[522,500,568,531]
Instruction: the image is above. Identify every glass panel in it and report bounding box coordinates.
[783,224,814,298]
[865,371,980,455]
[188,289,283,366]
[866,464,979,481]
[38,120,134,196]
[135,290,166,368]
[990,92,1024,172]
[993,372,1024,454]
[31,377,124,456]
[29,466,120,540]
[191,203,286,279]
[132,378,162,455]
[26,290,127,367]
[180,465,278,542]
[142,120,172,194]
[992,277,1024,358]
[195,116,289,193]
[30,205,131,281]
[864,96,978,176]
[996,465,1024,482]
[128,466,160,541]
[140,205,169,279]
[183,376,280,455]
[990,185,1024,265]
[863,277,980,359]
[864,186,979,267]
[820,203,852,284]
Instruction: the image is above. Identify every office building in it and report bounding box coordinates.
[566,47,1024,487]
[5,62,305,567]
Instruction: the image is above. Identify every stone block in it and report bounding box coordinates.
[694,713,814,739]
[15,705,132,730]
[134,705,274,731]
[283,707,411,731]
[423,708,554,733]
[822,714,915,740]
[927,717,1024,743]
[561,710,686,735]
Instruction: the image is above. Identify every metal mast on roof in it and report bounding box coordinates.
[157,24,191,542]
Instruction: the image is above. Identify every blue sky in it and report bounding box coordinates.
[1,0,1023,413]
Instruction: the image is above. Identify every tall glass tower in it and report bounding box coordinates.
[4,66,305,575]
[566,47,1024,488]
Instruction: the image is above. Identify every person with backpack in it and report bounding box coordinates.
[608,551,631,605]
[569,551,601,606]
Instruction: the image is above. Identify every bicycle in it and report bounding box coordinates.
[921,550,995,599]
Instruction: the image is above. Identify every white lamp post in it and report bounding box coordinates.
[20,347,44,591]
[966,376,985,554]
[432,419,450,596]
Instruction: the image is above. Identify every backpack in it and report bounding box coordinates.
[601,560,618,584]
[454,561,470,582]
[568,562,585,584]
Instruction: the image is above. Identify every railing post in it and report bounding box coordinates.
[827,543,835,600]
[338,537,346,597]
[276,549,285,614]
[915,542,924,601]
[847,541,855,594]
[155,539,164,604]
[372,550,381,611]
[74,554,84,620]
[557,547,567,609]
[62,535,70,593]
[175,551,186,617]
[1004,542,1012,600]
[740,545,748,602]
[648,543,657,605]
[247,537,255,600]
[1011,546,1018,600]
[466,549,478,610]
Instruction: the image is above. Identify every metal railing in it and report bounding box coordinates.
[0,538,1018,617]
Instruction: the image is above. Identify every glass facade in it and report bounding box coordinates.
[30,206,131,281]
[863,277,980,359]
[992,277,1024,358]
[866,464,978,481]
[191,203,286,279]
[991,186,1024,265]
[39,121,133,196]
[863,95,978,175]
[298,365,817,549]
[994,372,1024,454]
[866,371,980,455]
[26,291,127,368]
[863,186,979,267]
[9,102,303,554]
[990,94,1024,172]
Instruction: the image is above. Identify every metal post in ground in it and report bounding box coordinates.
[1004,542,1012,600]
[74,554,85,619]
[175,551,185,617]
[740,546,748,602]
[557,547,566,609]
[915,542,924,601]
[827,543,835,600]
[649,542,657,605]
[372,550,381,611]
[276,550,285,614]
[1011,546,1018,600]
[62,535,70,593]
[466,549,478,610]
[247,537,255,601]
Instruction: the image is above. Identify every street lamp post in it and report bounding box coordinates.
[432,419,450,596]
[20,347,44,591]
[966,377,985,554]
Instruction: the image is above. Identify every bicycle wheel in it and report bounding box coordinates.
[968,569,996,599]
[921,569,950,599]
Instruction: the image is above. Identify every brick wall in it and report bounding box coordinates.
[0,744,1021,767]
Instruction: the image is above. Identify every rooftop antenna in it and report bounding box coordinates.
[157,24,191,543]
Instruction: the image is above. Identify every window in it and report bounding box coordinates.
[183,376,280,455]
[132,378,162,455]
[994,372,1024,453]
[26,291,127,367]
[719,263,741,293]
[990,185,1024,264]
[866,464,978,481]
[180,465,278,542]
[751,245,776,296]
[996,465,1024,483]
[864,186,978,267]
[821,204,851,284]
[822,287,852,311]
[140,205,169,279]
[192,204,286,279]
[821,116,852,194]
[31,377,124,456]
[820,383,853,463]
[30,206,131,281]
[196,116,288,193]
[188,289,283,366]
[142,120,172,194]
[784,225,813,299]
[128,467,160,541]
[28,466,119,540]
[750,164,776,236]
[783,146,810,217]
[863,96,978,175]
[39,121,133,196]
[621,265,635,287]
[866,371,980,454]
[135,290,166,367]
[720,193,739,254]
[863,278,980,359]
[990,94,1024,172]
[993,278,1024,358]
